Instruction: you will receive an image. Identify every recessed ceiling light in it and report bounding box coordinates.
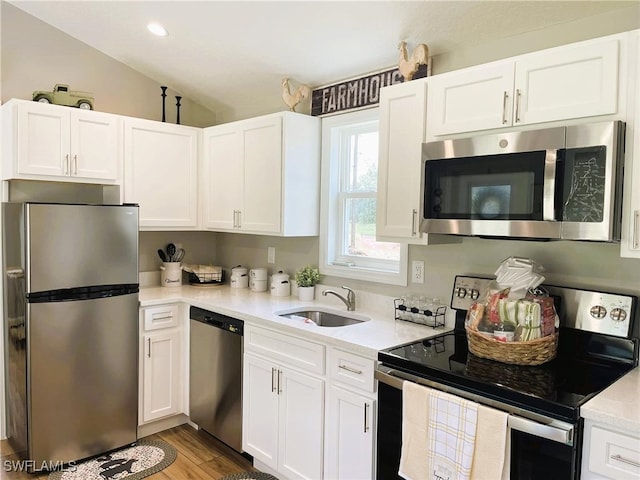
[147,23,168,37]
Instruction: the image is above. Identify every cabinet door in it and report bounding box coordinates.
[515,38,619,125]
[426,62,515,136]
[278,367,324,480]
[124,120,199,228]
[243,354,279,469]
[16,102,70,177]
[70,110,119,181]
[377,80,427,240]
[326,385,375,480]
[142,330,181,423]
[622,30,640,259]
[241,117,283,233]
[202,126,244,230]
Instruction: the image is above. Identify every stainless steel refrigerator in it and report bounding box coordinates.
[2,202,139,471]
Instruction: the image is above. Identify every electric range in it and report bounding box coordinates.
[375,275,639,479]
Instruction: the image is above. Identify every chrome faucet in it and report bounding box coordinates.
[322,286,356,311]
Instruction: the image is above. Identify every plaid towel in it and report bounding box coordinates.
[427,389,478,480]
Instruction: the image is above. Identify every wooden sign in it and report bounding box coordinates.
[311,64,428,117]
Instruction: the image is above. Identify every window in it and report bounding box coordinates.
[320,108,407,285]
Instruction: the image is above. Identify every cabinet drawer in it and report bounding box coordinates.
[589,425,640,479]
[328,348,375,393]
[143,304,180,331]
[244,325,324,374]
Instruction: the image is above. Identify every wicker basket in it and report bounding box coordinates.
[466,328,558,366]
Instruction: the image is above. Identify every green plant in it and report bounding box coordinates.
[294,265,320,287]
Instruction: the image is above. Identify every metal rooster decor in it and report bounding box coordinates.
[281,78,311,112]
[397,41,429,81]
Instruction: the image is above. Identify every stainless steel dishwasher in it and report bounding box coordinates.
[189,306,244,452]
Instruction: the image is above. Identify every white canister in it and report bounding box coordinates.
[230,266,249,289]
[160,262,182,287]
[270,271,290,297]
[250,279,267,292]
[250,267,268,281]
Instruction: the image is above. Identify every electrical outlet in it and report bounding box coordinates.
[412,260,425,284]
[267,247,275,264]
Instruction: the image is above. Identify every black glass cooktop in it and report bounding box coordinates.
[379,331,635,422]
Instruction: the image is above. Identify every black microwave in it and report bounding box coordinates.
[420,121,625,241]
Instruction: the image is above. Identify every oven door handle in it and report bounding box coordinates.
[508,414,573,445]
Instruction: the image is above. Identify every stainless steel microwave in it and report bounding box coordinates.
[420,121,625,241]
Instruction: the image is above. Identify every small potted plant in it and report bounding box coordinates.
[294,265,320,301]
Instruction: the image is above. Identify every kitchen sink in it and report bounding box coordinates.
[275,307,370,327]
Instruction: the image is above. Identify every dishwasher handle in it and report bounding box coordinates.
[204,316,225,329]
[190,306,244,335]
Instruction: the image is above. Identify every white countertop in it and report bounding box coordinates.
[139,284,451,358]
[581,367,640,433]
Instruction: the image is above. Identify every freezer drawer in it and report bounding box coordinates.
[26,293,138,466]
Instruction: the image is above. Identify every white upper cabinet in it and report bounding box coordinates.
[426,62,515,137]
[202,111,320,236]
[621,29,640,259]
[427,33,625,138]
[377,79,428,241]
[2,99,119,183]
[376,79,459,246]
[123,118,199,229]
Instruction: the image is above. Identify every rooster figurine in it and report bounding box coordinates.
[397,41,429,81]
[282,78,310,112]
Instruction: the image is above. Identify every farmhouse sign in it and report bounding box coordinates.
[311,64,427,117]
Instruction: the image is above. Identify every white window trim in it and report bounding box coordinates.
[319,108,408,286]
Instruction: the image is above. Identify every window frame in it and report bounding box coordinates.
[319,108,408,286]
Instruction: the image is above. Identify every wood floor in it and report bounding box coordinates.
[0,424,256,480]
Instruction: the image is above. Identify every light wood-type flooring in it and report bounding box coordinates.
[0,424,256,480]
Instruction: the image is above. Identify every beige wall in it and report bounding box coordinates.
[0,2,216,127]
[431,4,640,75]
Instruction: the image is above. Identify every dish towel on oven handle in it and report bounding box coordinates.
[399,381,431,480]
[470,405,509,480]
[399,382,480,480]
[427,389,479,480]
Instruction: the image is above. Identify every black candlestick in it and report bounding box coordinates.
[175,96,182,125]
[160,86,167,122]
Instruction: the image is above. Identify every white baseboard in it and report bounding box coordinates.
[137,414,189,438]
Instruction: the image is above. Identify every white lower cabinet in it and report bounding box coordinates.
[582,420,640,479]
[243,325,325,480]
[139,304,184,425]
[325,347,377,480]
[326,385,376,480]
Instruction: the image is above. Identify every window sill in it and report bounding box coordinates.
[320,261,407,286]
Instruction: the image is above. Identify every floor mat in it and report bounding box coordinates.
[48,439,176,480]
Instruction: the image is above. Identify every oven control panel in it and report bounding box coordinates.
[451,276,636,338]
[451,276,493,311]
[546,286,635,338]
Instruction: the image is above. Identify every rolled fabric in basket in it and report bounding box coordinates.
[498,299,541,341]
